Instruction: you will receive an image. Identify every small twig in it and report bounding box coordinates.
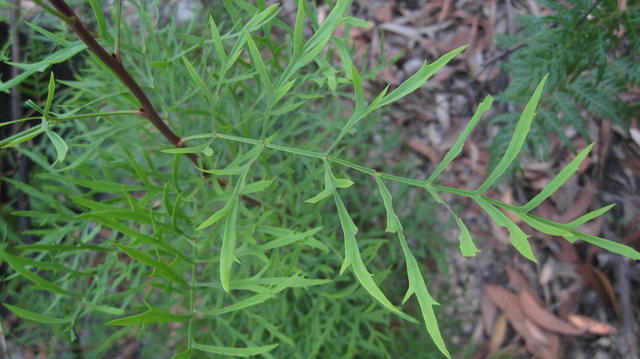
[478,42,525,73]
[576,0,604,27]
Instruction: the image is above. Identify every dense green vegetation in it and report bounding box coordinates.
[492,0,640,162]
[1,1,638,357]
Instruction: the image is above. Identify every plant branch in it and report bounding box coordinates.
[42,0,264,206]
[197,131,640,260]
[46,0,194,162]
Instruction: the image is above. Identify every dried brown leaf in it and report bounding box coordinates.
[481,292,498,336]
[484,284,559,359]
[504,264,540,304]
[568,315,616,335]
[408,138,439,163]
[519,291,585,336]
[488,314,508,353]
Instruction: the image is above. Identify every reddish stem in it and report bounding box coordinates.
[45,0,261,206]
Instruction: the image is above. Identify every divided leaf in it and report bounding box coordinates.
[4,304,71,324]
[220,201,240,293]
[516,213,640,260]
[305,160,335,203]
[291,0,305,60]
[454,216,481,257]
[0,250,80,297]
[475,198,536,262]
[106,307,191,326]
[521,143,594,212]
[0,42,86,92]
[209,15,227,64]
[333,193,418,324]
[182,56,216,110]
[426,95,493,184]
[375,45,468,109]
[374,177,450,358]
[191,342,278,357]
[114,244,188,287]
[568,204,615,228]
[161,141,213,156]
[475,75,548,194]
[197,164,254,230]
[374,176,399,233]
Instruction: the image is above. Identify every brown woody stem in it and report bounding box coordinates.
[47,0,195,159]
[45,0,261,206]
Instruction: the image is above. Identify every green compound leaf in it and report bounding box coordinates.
[245,33,270,88]
[284,0,350,78]
[350,64,365,113]
[114,244,188,287]
[302,0,350,58]
[426,95,493,184]
[0,42,86,92]
[44,72,56,116]
[334,177,354,189]
[333,193,357,274]
[454,216,481,257]
[208,15,227,64]
[291,0,305,60]
[475,198,537,262]
[220,201,240,293]
[106,307,191,326]
[573,232,640,260]
[475,75,548,194]
[242,179,273,194]
[80,214,190,263]
[333,193,417,324]
[4,304,71,324]
[517,213,572,237]
[0,126,45,149]
[88,0,110,40]
[516,213,640,260]
[305,160,335,203]
[401,238,450,358]
[425,186,479,257]
[0,250,80,297]
[40,73,67,166]
[43,127,68,166]
[521,143,594,212]
[568,204,615,228]
[182,56,216,110]
[199,292,275,316]
[197,164,254,230]
[25,21,71,47]
[161,142,212,156]
[375,45,468,110]
[191,342,278,357]
[374,175,399,233]
[374,177,450,358]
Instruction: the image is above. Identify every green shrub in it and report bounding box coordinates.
[491,0,640,163]
[1,1,638,358]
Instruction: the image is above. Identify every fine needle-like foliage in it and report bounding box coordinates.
[490,0,640,163]
[1,1,639,358]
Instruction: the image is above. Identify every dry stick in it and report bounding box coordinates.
[45,0,260,206]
